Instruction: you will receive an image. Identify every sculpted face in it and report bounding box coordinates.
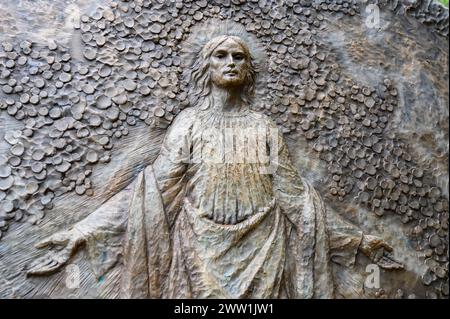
[209,38,249,89]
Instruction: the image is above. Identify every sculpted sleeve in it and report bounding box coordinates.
[151,108,194,226]
[269,118,363,267]
[72,108,195,279]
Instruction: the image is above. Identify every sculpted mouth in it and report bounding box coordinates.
[224,70,238,75]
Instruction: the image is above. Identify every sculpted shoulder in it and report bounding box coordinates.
[172,107,198,126]
[166,107,198,134]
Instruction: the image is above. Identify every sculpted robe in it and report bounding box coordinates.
[75,106,364,299]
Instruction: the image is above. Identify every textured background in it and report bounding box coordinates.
[0,0,448,298]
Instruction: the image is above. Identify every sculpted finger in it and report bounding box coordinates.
[370,239,384,250]
[27,256,59,276]
[27,260,63,276]
[35,236,55,249]
[376,257,392,269]
[28,255,51,269]
[381,242,393,252]
[370,247,384,262]
[377,256,404,270]
[385,253,404,269]
[35,233,69,249]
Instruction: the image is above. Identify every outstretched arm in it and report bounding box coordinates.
[27,108,195,276]
[71,107,194,238]
[26,180,134,276]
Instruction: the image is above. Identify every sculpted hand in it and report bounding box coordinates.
[360,235,404,270]
[27,227,87,276]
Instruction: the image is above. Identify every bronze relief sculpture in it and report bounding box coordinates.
[25,22,404,299]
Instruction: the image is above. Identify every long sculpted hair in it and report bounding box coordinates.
[181,20,265,110]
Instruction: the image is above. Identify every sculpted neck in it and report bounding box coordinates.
[209,85,246,113]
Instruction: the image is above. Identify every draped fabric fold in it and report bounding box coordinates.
[120,166,171,298]
[81,109,364,299]
[118,165,347,299]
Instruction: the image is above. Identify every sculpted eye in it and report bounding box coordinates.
[233,54,245,61]
[215,53,225,59]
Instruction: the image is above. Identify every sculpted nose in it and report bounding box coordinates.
[227,55,235,66]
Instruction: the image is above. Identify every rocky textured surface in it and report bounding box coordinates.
[0,0,448,298]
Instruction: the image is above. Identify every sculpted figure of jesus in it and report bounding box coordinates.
[28,25,402,298]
